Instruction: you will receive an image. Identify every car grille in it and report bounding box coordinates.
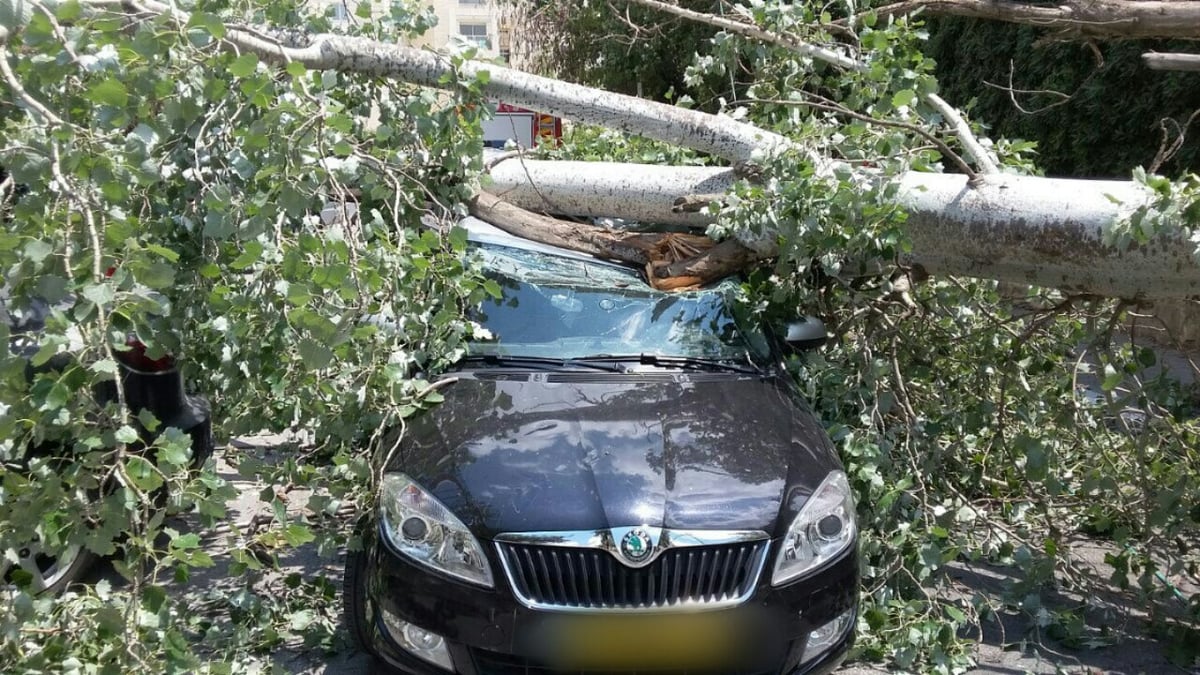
[496,539,769,610]
[471,648,777,675]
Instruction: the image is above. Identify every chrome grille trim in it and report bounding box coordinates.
[494,528,770,612]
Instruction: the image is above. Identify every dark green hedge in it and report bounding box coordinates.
[925,17,1200,178]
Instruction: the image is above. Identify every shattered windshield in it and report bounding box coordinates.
[466,243,770,362]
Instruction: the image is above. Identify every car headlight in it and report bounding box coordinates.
[772,470,856,586]
[379,473,493,588]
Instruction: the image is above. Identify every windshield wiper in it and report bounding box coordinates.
[459,354,627,372]
[576,354,759,375]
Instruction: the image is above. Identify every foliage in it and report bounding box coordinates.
[923,17,1200,178]
[503,0,733,108]
[1,0,1198,674]
[540,6,1200,673]
[0,0,495,670]
[1105,168,1200,262]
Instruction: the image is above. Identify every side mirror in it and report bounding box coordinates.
[784,317,827,351]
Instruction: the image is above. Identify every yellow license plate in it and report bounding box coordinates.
[537,612,743,670]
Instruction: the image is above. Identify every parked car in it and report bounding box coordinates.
[344,218,857,674]
[1,293,214,594]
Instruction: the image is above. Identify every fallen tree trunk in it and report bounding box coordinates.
[126,0,785,164]
[56,1,1200,299]
[469,192,758,290]
[489,159,1200,299]
[487,161,738,227]
[866,0,1200,40]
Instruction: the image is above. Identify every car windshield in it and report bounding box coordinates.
[466,243,770,363]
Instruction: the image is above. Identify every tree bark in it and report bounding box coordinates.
[867,0,1200,40]
[60,1,1200,299]
[468,192,755,290]
[488,160,737,226]
[1143,52,1200,72]
[626,0,1001,176]
[488,159,1200,299]
[126,0,785,163]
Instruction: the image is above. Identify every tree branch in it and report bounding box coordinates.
[752,94,979,181]
[862,0,1200,40]
[1143,52,1200,73]
[467,192,762,291]
[0,34,68,127]
[120,0,787,163]
[624,0,863,70]
[625,0,1000,175]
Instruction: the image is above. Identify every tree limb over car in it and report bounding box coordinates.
[24,0,1200,299]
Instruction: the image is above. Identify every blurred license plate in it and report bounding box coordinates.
[539,613,742,670]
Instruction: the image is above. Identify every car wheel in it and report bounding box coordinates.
[343,547,376,652]
[2,536,97,595]
[344,547,409,674]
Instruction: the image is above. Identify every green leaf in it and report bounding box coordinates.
[298,339,334,370]
[448,226,468,251]
[125,456,164,492]
[134,261,176,289]
[230,241,264,270]
[286,61,307,77]
[1101,363,1122,392]
[82,282,115,306]
[88,79,128,107]
[115,425,140,444]
[229,53,259,78]
[158,442,191,469]
[56,0,82,21]
[24,239,53,263]
[187,11,226,39]
[170,533,201,551]
[137,408,161,433]
[30,339,63,367]
[282,523,315,546]
[145,244,180,263]
[35,275,69,303]
[891,89,916,109]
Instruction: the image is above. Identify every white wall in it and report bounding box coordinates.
[311,0,503,60]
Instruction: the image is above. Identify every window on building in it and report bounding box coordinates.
[331,2,350,22]
[458,22,492,50]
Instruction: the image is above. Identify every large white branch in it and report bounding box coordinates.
[127,0,785,163]
[868,0,1200,40]
[1143,52,1200,73]
[491,160,1198,299]
[56,2,1199,298]
[488,161,738,226]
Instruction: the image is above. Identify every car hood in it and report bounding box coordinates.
[389,371,840,539]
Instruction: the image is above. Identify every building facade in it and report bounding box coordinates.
[316,0,505,61]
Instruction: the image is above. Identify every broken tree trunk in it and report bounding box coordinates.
[78,0,1200,299]
[865,0,1200,40]
[128,0,785,164]
[488,159,1200,299]
[469,192,757,290]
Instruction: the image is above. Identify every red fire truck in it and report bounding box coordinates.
[481,102,562,149]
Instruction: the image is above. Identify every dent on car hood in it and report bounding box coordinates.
[388,372,840,538]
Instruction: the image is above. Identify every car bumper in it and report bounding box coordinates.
[361,526,858,675]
